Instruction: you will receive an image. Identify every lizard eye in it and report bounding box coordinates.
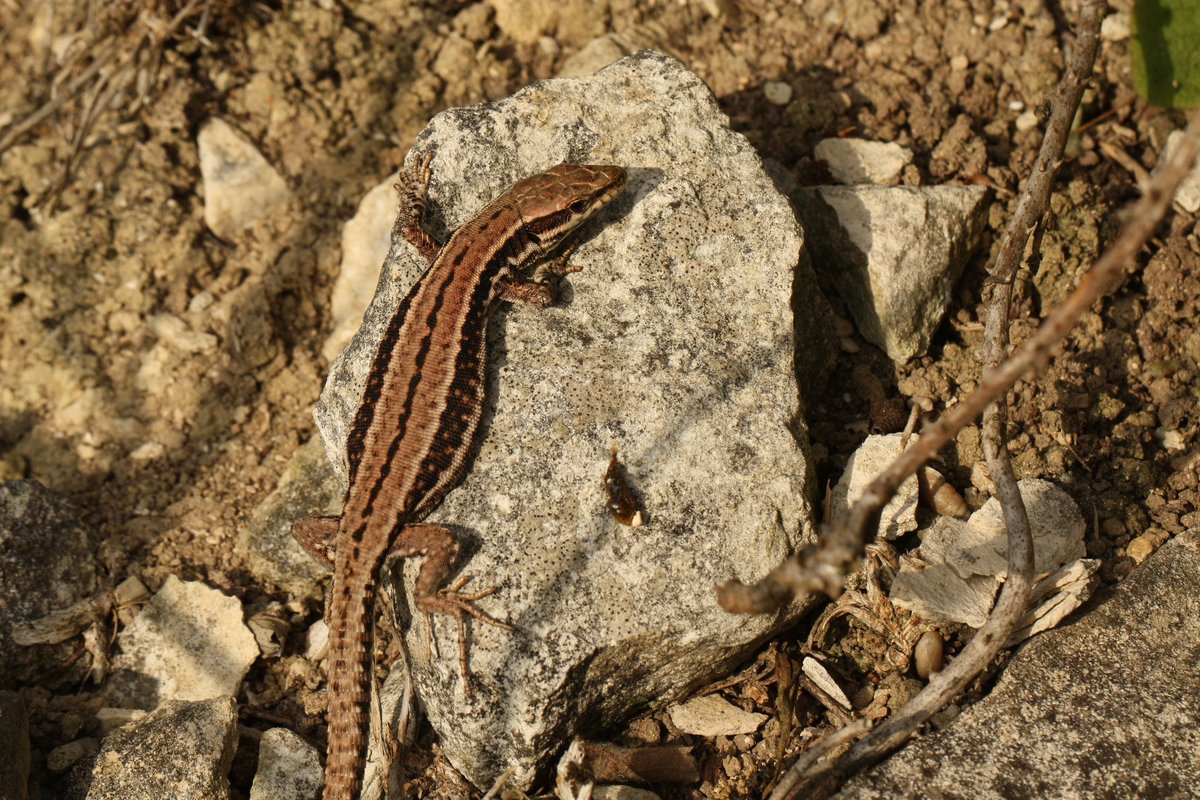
[570,199,590,215]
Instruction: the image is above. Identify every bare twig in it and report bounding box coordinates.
[717,109,1200,619]
[768,718,871,800]
[805,0,1109,780]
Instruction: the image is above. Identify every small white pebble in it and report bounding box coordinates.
[1015,110,1039,132]
[950,55,969,71]
[988,15,1008,31]
[1008,99,1024,111]
[1101,13,1131,41]
[763,80,793,106]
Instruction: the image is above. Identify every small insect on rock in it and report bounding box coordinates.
[604,445,644,527]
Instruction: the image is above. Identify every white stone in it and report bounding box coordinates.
[668,694,767,736]
[1100,12,1131,41]
[323,175,400,362]
[1160,130,1200,214]
[197,118,291,240]
[108,576,258,709]
[891,480,1094,630]
[763,80,793,106]
[830,433,920,541]
[814,138,913,185]
[796,184,988,362]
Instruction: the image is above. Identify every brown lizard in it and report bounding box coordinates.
[292,154,626,800]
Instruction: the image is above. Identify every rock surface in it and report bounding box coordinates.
[838,528,1200,799]
[795,184,988,362]
[197,118,292,240]
[73,697,238,800]
[310,50,820,786]
[249,728,322,800]
[107,576,258,710]
[323,176,402,362]
[0,481,99,685]
[239,437,339,599]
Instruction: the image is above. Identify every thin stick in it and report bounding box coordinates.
[717,107,1200,617]
[769,719,872,800]
[814,0,1108,779]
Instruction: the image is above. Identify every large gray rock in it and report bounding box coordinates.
[75,697,238,800]
[0,481,99,685]
[309,50,822,786]
[837,528,1200,799]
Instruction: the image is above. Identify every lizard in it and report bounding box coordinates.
[291,154,627,800]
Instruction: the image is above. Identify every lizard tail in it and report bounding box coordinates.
[322,574,376,800]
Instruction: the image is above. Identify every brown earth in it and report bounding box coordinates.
[1,0,1197,797]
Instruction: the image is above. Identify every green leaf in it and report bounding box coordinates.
[1132,0,1200,108]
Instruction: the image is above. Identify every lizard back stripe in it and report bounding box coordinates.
[320,163,626,800]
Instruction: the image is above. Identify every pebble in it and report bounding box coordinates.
[763,80,793,106]
[1126,534,1157,565]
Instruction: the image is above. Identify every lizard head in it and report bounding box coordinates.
[511,163,627,253]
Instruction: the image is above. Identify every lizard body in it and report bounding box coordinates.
[294,156,626,800]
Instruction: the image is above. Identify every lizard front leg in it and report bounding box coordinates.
[393,151,441,263]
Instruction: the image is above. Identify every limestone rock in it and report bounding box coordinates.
[0,481,99,685]
[795,184,988,362]
[814,138,913,186]
[76,698,237,800]
[249,728,322,800]
[107,577,258,710]
[197,119,291,240]
[310,50,820,786]
[830,433,920,541]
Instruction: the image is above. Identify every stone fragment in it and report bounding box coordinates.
[802,657,852,710]
[839,529,1200,799]
[668,695,767,737]
[890,479,1097,632]
[197,118,291,240]
[147,314,218,354]
[830,433,920,541]
[814,138,913,185]
[107,576,258,709]
[309,51,820,786]
[249,728,323,800]
[795,184,988,362]
[239,438,339,600]
[1160,130,1200,213]
[557,27,671,78]
[75,698,237,800]
[324,176,400,362]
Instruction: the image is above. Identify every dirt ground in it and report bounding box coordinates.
[1,0,1198,797]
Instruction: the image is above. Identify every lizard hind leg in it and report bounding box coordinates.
[390,524,513,688]
[292,515,340,570]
